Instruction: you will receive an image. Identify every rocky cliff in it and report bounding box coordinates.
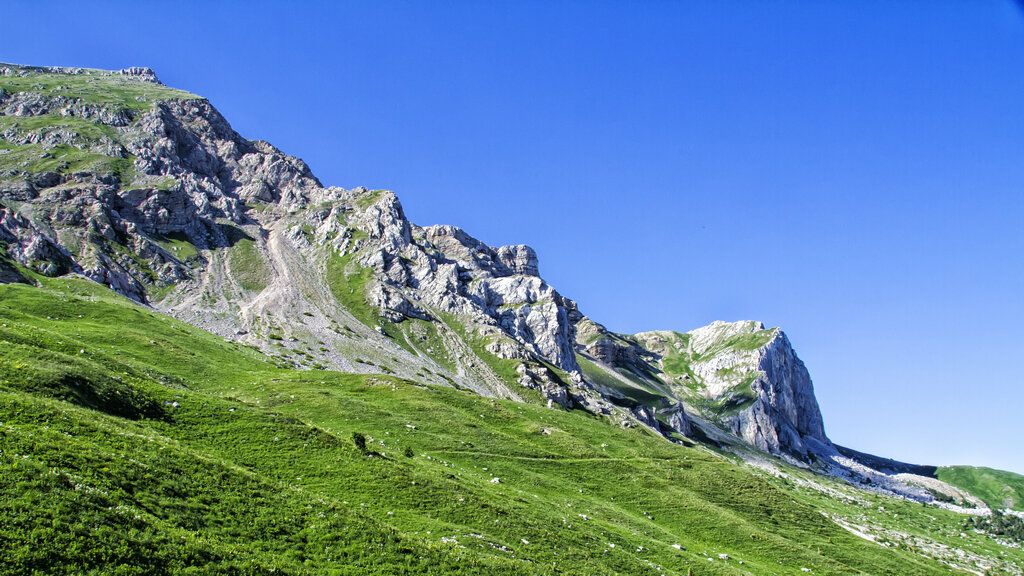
[677,321,828,455]
[0,63,845,458]
[581,320,831,458]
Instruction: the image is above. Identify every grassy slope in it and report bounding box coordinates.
[0,65,196,183]
[770,463,1024,575]
[0,278,970,575]
[325,251,407,347]
[229,237,271,293]
[937,467,1024,512]
[0,64,199,108]
[576,354,667,408]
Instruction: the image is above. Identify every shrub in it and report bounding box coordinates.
[352,431,367,452]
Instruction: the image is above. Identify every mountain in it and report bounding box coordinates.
[2,63,1022,575]
[0,62,828,455]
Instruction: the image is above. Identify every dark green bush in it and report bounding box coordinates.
[352,431,367,452]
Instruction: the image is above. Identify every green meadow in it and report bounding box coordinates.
[0,277,994,575]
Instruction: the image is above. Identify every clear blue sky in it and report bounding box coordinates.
[6,1,1023,473]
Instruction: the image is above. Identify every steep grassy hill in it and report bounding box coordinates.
[3,276,1011,575]
[938,467,1024,512]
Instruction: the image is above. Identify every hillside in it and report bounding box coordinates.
[1,63,1023,575]
[5,276,1019,575]
[938,467,1024,512]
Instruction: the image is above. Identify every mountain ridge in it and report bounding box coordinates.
[0,61,997,488]
[2,61,1024,575]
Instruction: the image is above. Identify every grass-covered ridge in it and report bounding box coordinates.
[937,466,1024,512]
[688,322,778,361]
[0,140,134,179]
[0,64,198,189]
[0,278,981,575]
[0,62,200,108]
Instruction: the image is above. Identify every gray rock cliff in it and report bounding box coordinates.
[631,321,830,457]
[732,329,829,456]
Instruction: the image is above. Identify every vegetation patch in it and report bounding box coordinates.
[964,510,1024,542]
[229,237,270,292]
[154,231,198,263]
[325,251,413,352]
[438,311,523,387]
[0,141,134,181]
[401,317,456,373]
[655,334,698,379]
[0,113,120,141]
[576,354,666,409]
[937,466,1024,511]
[692,327,777,362]
[354,189,384,210]
[0,65,200,109]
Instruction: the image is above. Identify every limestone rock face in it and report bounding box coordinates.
[0,207,79,277]
[117,67,160,82]
[635,321,829,457]
[665,405,693,437]
[463,275,576,372]
[0,64,320,306]
[495,244,539,277]
[585,338,641,366]
[729,330,828,455]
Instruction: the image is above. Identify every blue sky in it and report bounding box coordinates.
[6,1,1023,473]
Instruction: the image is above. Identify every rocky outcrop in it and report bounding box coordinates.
[117,67,160,82]
[632,321,830,458]
[585,338,642,366]
[464,275,577,372]
[732,330,829,457]
[495,244,538,276]
[666,406,693,437]
[516,363,570,408]
[0,64,322,304]
[339,194,583,375]
[0,206,79,277]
